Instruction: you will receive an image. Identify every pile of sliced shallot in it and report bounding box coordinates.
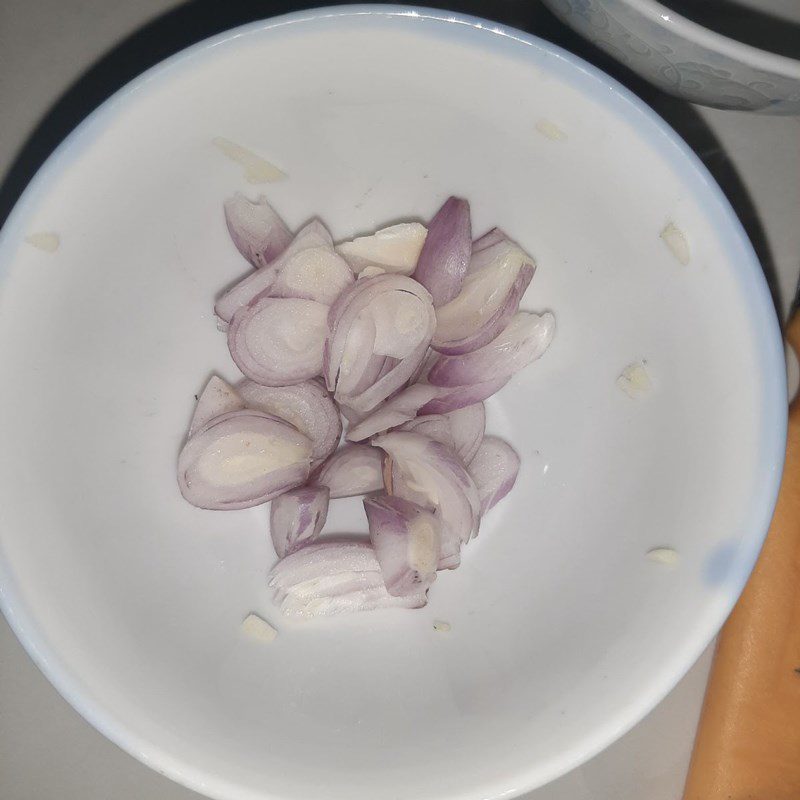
[178,194,555,619]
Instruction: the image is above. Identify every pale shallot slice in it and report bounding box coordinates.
[215,265,279,325]
[370,291,432,358]
[325,275,435,413]
[472,227,508,254]
[418,376,510,415]
[468,437,520,515]
[364,495,441,596]
[336,223,427,275]
[215,220,333,323]
[413,196,471,306]
[444,403,485,464]
[270,540,380,592]
[345,383,441,442]
[313,444,384,498]
[432,239,535,355]
[398,415,455,451]
[268,541,426,617]
[270,246,354,305]
[339,403,367,426]
[330,313,380,399]
[237,379,341,465]
[178,410,312,510]
[373,432,480,568]
[428,311,555,387]
[358,266,386,279]
[339,335,430,415]
[270,485,330,557]
[335,324,404,405]
[224,193,292,268]
[407,347,438,385]
[325,275,420,388]
[228,297,328,386]
[280,574,426,617]
[345,377,502,425]
[188,376,245,436]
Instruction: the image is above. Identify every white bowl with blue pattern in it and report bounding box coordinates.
[543,0,800,112]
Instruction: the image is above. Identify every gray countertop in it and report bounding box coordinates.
[1,2,798,798]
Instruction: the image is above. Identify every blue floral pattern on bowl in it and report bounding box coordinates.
[543,0,800,113]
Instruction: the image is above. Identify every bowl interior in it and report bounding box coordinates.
[0,8,784,800]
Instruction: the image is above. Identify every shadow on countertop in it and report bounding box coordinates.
[0,0,781,312]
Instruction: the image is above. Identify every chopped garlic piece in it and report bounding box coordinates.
[660,222,690,265]
[25,232,60,252]
[336,223,427,274]
[433,620,451,633]
[241,613,278,642]
[212,137,286,183]
[617,361,652,398]
[646,547,679,567]
[535,120,567,142]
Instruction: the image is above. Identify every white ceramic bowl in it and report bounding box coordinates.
[542,0,800,112]
[0,6,786,800]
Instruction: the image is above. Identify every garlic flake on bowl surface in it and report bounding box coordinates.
[25,232,60,252]
[241,613,278,642]
[660,222,690,265]
[617,361,652,399]
[213,137,286,183]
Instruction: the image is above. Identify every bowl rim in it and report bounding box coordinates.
[622,0,800,78]
[0,4,787,799]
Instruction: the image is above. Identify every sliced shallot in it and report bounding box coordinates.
[183,194,559,619]
[270,539,380,591]
[178,410,312,510]
[413,196,471,306]
[270,485,330,557]
[228,296,328,385]
[329,313,380,399]
[270,246,354,305]
[325,274,435,413]
[224,193,292,269]
[325,274,408,387]
[468,436,520,515]
[313,444,384,498]
[268,541,426,617]
[189,376,245,436]
[472,227,508,254]
[373,432,480,569]
[444,403,485,464]
[215,220,333,323]
[398,414,455,451]
[346,376,506,423]
[418,376,510,415]
[370,290,431,358]
[432,238,535,355]
[346,383,441,441]
[428,311,555,387]
[341,342,429,415]
[358,266,386,279]
[364,495,441,596]
[336,223,427,275]
[407,347,438,385]
[215,265,279,325]
[237,379,341,465]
